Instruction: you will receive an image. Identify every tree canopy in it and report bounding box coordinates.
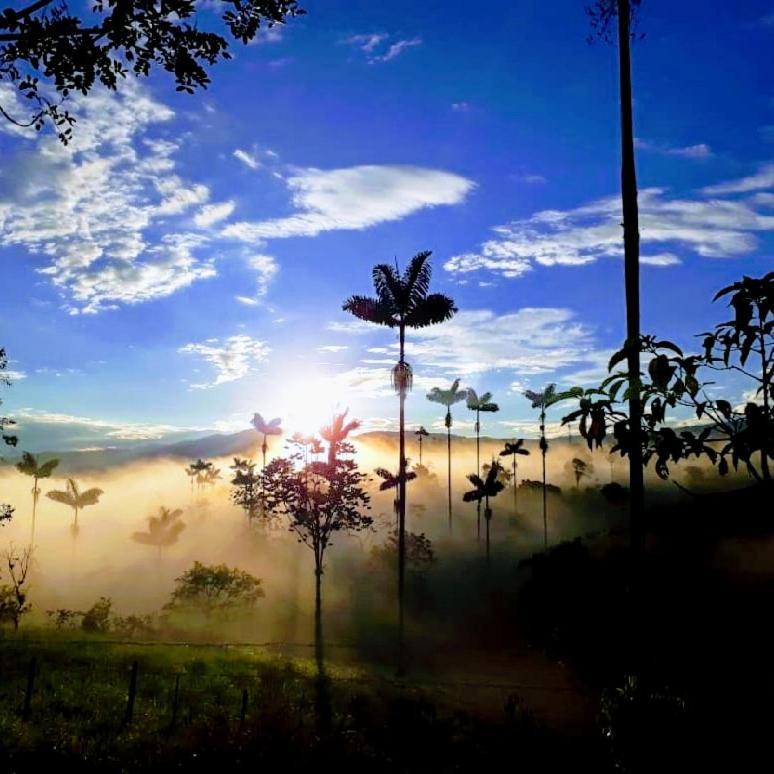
[0,0,304,141]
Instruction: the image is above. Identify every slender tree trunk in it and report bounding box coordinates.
[313,555,330,732]
[447,421,453,534]
[513,458,518,513]
[540,408,548,551]
[760,327,771,481]
[29,480,38,549]
[485,500,491,563]
[476,410,481,544]
[617,0,645,554]
[397,323,407,676]
[418,436,423,466]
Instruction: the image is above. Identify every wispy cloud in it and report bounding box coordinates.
[234,254,278,305]
[178,335,270,388]
[635,138,714,160]
[344,33,422,63]
[194,201,236,228]
[233,149,261,170]
[445,173,774,280]
[223,165,475,241]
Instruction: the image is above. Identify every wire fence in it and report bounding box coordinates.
[0,637,584,732]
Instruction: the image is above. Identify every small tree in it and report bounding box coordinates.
[230,458,264,522]
[46,478,103,537]
[132,506,186,560]
[374,465,418,528]
[414,426,429,466]
[185,459,212,495]
[466,389,500,543]
[567,457,595,489]
[16,452,59,546]
[262,446,371,674]
[320,410,360,466]
[164,561,264,622]
[0,545,32,630]
[463,461,505,562]
[499,439,530,513]
[427,378,468,533]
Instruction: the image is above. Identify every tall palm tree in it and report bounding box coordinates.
[132,506,186,560]
[499,439,530,514]
[414,426,429,466]
[252,413,283,470]
[427,378,468,534]
[463,461,505,563]
[525,384,557,551]
[343,251,456,675]
[589,0,645,552]
[186,459,212,495]
[15,451,59,547]
[374,465,418,528]
[466,389,500,542]
[46,478,103,537]
[320,409,360,466]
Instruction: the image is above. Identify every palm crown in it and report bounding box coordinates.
[132,507,186,548]
[525,384,557,410]
[463,463,506,504]
[500,439,530,459]
[252,413,283,436]
[427,378,468,425]
[16,451,59,482]
[466,389,499,413]
[320,409,360,464]
[46,479,103,510]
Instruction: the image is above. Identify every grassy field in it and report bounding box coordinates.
[0,631,601,772]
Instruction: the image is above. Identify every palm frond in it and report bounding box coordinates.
[46,490,76,507]
[77,488,103,507]
[405,293,457,328]
[37,458,60,478]
[342,295,396,327]
[404,251,432,309]
[15,451,37,476]
[372,264,403,308]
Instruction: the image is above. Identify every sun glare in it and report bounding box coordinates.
[278,372,346,437]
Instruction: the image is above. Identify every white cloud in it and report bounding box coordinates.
[239,254,279,302]
[331,366,449,398]
[446,178,774,279]
[194,200,236,228]
[233,149,261,170]
[0,80,218,313]
[14,408,199,441]
[179,335,270,388]
[318,345,349,353]
[635,138,714,160]
[451,101,472,112]
[701,164,774,195]
[223,165,475,241]
[344,33,422,63]
[640,252,682,266]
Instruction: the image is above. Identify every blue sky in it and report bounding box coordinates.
[1,0,772,451]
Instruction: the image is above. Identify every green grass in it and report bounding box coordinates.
[0,630,599,772]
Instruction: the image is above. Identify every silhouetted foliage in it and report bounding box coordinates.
[164,561,264,621]
[519,479,562,494]
[414,425,429,465]
[344,251,455,673]
[15,450,58,545]
[463,460,505,561]
[81,595,113,633]
[467,388,500,542]
[370,529,436,577]
[0,0,305,141]
[229,457,264,522]
[0,544,31,630]
[252,413,282,469]
[374,464,417,526]
[562,273,773,483]
[132,506,186,557]
[320,409,360,466]
[427,378,468,533]
[46,477,103,536]
[566,457,594,488]
[185,458,213,494]
[500,439,530,512]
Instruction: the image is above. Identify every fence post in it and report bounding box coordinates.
[170,674,180,731]
[22,656,36,721]
[239,687,248,729]
[123,660,138,726]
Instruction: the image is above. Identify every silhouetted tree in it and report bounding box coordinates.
[0,545,31,630]
[132,506,186,560]
[46,478,103,537]
[320,410,360,466]
[1,349,18,525]
[343,251,455,674]
[262,445,371,688]
[164,561,263,622]
[587,0,645,553]
[230,458,263,522]
[185,459,212,495]
[463,461,505,562]
[525,385,556,551]
[414,426,429,466]
[374,465,418,528]
[466,389,500,542]
[0,0,305,141]
[427,378,468,533]
[499,439,530,513]
[252,413,283,470]
[200,465,222,490]
[567,457,594,488]
[15,451,59,547]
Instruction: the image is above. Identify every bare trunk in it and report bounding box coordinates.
[447,422,453,534]
[617,0,645,554]
[485,500,491,563]
[513,458,518,512]
[541,409,548,551]
[397,323,407,675]
[29,480,38,549]
[476,410,481,544]
[760,327,771,481]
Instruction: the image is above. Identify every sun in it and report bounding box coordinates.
[278,371,345,437]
